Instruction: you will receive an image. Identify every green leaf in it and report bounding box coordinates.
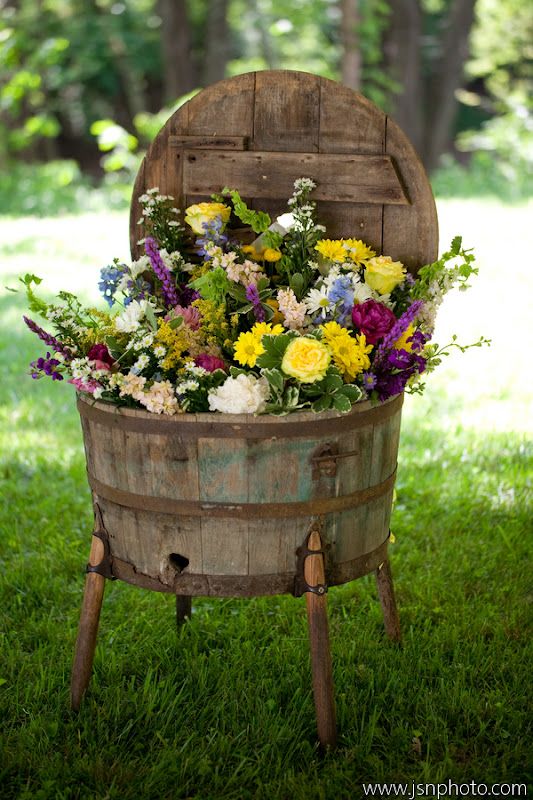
[332,393,353,413]
[222,187,271,233]
[255,333,294,369]
[283,385,301,407]
[339,384,363,402]
[145,304,158,332]
[312,395,332,413]
[324,374,343,392]
[289,272,304,298]
[262,368,284,395]
[168,315,183,329]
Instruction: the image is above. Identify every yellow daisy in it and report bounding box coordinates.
[343,239,376,265]
[251,321,284,339]
[315,239,347,263]
[234,331,265,367]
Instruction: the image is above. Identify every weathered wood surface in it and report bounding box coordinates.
[376,558,402,642]
[78,395,402,596]
[130,70,438,270]
[182,151,408,205]
[305,527,337,748]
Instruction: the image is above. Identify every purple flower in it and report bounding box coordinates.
[246,283,265,322]
[375,300,424,364]
[23,316,72,361]
[29,352,64,381]
[145,237,179,308]
[352,299,397,344]
[362,372,377,391]
[178,285,200,307]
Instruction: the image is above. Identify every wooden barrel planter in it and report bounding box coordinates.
[71,70,438,749]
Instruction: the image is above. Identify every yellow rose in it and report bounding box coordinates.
[281,337,331,383]
[364,256,406,295]
[184,202,231,235]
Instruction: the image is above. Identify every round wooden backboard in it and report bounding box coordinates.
[130,70,438,273]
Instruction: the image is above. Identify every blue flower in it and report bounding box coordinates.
[328,276,354,324]
[98,263,128,307]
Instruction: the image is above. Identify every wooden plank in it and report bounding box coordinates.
[169,134,248,150]
[253,71,320,153]
[382,115,439,272]
[319,77,386,250]
[183,151,408,205]
[319,78,386,154]
[186,73,255,137]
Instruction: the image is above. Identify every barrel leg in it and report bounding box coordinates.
[70,534,106,711]
[305,529,337,749]
[176,595,192,627]
[375,558,401,642]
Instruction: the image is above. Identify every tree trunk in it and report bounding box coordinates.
[382,0,423,153]
[157,0,197,103]
[421,0,477,171]
[204,0,230,87]
[341,0,362,91]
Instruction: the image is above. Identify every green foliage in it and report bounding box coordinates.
[300,367,363,412]
[222,188,271,233]
[255,332,296,369]
[0,161,128,216]
[190,267,232,306]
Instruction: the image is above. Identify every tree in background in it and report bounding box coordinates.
[0,0,530,180]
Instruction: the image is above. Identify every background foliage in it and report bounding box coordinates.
[1,0,532,197]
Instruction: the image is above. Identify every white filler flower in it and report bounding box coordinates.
[114,299,151,333]
[208,374,270,414]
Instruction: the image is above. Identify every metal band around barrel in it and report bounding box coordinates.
[77,393,403,440]
[87,468,396,519]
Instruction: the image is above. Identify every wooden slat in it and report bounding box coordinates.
[382,115,438,271]
[169,134,249,150]
[183,151,408,205]
[253,71,320,153]
[318,76,387,248]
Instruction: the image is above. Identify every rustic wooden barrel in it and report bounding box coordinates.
[77,69,438,600]
[78,393,403,597]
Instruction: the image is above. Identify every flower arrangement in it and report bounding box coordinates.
[21,179,487,416]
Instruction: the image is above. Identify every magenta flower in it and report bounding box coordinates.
[194,354,227,373]
[351,300,397,344]
[87,343,114,367]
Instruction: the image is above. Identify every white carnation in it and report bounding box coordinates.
[208,374,270,415]
[114,299,151,333]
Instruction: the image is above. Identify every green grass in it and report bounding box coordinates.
[0,199,532,798]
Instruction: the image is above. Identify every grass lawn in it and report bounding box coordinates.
[0,198,531,799]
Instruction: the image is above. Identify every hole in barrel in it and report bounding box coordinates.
[169,553,190,573]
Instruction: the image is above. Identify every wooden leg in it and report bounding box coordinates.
[176,595,192,627]
[376,558,401,642]
[70,534,106,711]
[305,529,337,749]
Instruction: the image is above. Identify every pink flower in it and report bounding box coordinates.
[90,359,111,372]
[194,353,227,372]
[68,377,103,395]
[87,343,114,367]
[166,304,201,330]
[351,299,397,344]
